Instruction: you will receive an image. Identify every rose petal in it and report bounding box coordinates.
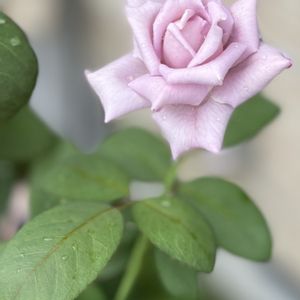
[181,15,207,51]
[230,0,259,61]
[126,0,164,75]
[129,74,212,110]
[86,54,150,122]
[163,15,208,68]
[188,24,223,67]
[160,42,246,85]
[210,43,292,108]
[153,0,208,57]
[163,23,195,68]
[153,100,234,158]
[207,1,234,44]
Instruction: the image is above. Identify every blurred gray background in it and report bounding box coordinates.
[1,0,299,299]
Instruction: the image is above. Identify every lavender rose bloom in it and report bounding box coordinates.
[86,0,291,159]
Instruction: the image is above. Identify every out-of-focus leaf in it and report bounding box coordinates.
[0,107,57,162]
[129,247,185,300]
[29,143,79,217]
[0,161,15,213]
[100,223,138,281]
[155,250,199,299]
[115,235,150,300]
[34,153,129,202]
[0,12,38,122]
[30,187,61,218]
[133,197,216,272]
[77,284,106,300]
[0,203,123,300]
[179,177,272,261]
[224,94,280,148]
[100,128,172,181]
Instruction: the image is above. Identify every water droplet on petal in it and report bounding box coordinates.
[62,255,68,261]
[0,18,6,25]
[127,75,134,82]
[43,237,53,242]
[161,200,171,208]
[10,37,21,47]
[262,55,267,60]
[162,115,167,121]
[243,86,249,92]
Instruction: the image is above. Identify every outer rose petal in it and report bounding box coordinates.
[126,0,164,75]
[153,100,234,159]
[86,54,150,122]
[129,74,212,110]
[210,43,292,108]
[230,0,259,61]
[160,42,246,85]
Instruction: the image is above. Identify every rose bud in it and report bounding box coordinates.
[86,0,292,159]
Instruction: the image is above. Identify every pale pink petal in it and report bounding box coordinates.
[177,9,196,29]
[230,0,259,61]
[163,23,195,68]
[188,24,223,67]
[160,42,246,85]
[129,74,212,110]
[181,16,207,51]
[207,1,234,44]
[163,15,208,68]
[153,0,208,57]
[126,1,163,75]
[86,54,150,122]
[153,100,234,158]
[210,43,292,108]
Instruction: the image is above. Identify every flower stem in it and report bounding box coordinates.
[114,235,149,300]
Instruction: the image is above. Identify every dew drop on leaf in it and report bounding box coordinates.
[161,200,171,208]
[43,237,53,242]
[62,255,68,261]
[0,18,6,25]
[10,37,21,47]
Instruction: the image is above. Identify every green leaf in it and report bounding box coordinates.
[0,161,15,212]
[100,128,172,181]
[0,242,7,254]
[179,177,272,261]
[155,250,199,300]
[30,187,61,218]
[100,223,138,281]
[0,107,57,162]
[224,94,280,148]
[29,143,91,217]
[77,284,106,300]
[115,235,150,300]
[0,202,123,300]
[35,153,129,202]
[133,197,216,272]
[129,247,184,300]
[0,12,38,122]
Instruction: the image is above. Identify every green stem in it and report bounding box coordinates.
[114,235,149,300]
[164,162,179,194]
